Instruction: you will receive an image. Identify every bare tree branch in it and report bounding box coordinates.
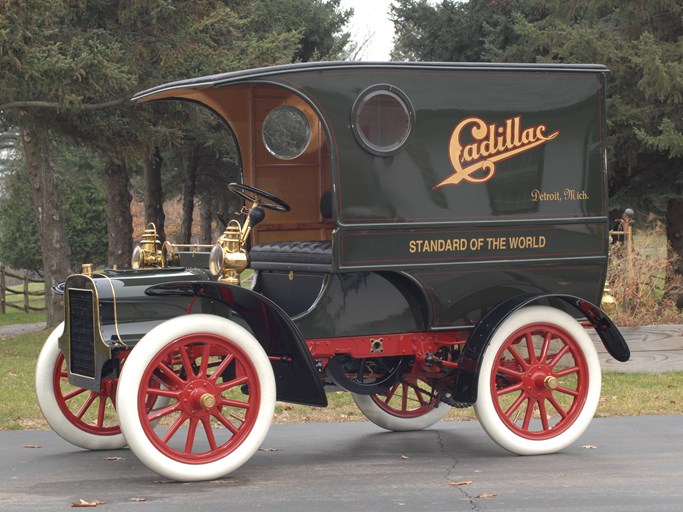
[0,98,126,111]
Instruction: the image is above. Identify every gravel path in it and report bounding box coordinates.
[0,322,46,339]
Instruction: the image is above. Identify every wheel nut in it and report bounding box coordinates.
[544,376,558,390]
[200,393,216,409]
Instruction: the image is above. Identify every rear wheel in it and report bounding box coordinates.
[35,323,126,450]
[352,375,451,431]
[117,315,275,482]
[474,306,601,455]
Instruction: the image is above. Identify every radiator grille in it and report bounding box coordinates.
[68,289,96,378]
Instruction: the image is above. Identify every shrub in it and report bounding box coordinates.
[606,228,683,326]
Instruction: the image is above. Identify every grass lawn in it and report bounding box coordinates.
[1,328,681,431]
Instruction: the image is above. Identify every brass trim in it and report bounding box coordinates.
[94,273,126,348]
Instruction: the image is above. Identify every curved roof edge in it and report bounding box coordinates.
[131,61,608,103]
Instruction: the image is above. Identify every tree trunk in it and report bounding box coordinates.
[144,146,165,242]
[19,122,71,328]
[180,144,199,244]
[199,198,213,245]
[666,197,683,309]
[104,159,134,269]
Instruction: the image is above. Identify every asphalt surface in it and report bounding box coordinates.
[2,416,682,511]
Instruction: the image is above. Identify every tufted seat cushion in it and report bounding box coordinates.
[250,241,332,272]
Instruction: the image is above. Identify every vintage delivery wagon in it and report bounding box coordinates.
[36,61,630,482]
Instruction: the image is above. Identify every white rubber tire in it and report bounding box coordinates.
[474,306,601,455]
[352,391,450,431]
[35,322,127,450]
[117,314,276,482]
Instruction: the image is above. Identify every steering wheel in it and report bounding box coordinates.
[228,183,291,212]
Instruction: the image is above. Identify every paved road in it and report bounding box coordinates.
[2,416,682,511]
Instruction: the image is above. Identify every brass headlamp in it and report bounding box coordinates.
[131,223,166,270]
[209,219,248,284]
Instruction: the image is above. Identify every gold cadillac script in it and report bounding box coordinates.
[436,116,559,188]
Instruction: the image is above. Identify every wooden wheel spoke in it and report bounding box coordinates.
[507,345,530,370]
[503,391,528,418]
[497,381,524,396]
[63,387,88,401]
[218,397,250,410]
[146,387,181,399]
[148,401,182,423]
[540,332,552,362]
[213,410,241,435]
[210,354,235,384]
[156,363,185,388]
[554,366,579,378]
[180,346,197,379]
[96,395,108,427]
[413,386,428,407]
[538,399,550,431]
[547,344,570,369]
[217,375,249,392]
[199,343,212,377]
[555,385,579,398]
[201,416,218,451]
[547,394,568,419]
[522,398,535,430]
[75,392,98,420]
[525,333,538,364]
[161,413,188,444]
[184,418,200,453]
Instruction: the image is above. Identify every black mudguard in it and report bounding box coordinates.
[453,293,630,406]
[146,281,327,407]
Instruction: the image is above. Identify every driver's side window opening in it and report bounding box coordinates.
[245,86,333,245]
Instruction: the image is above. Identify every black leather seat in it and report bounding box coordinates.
[250,241,332,272]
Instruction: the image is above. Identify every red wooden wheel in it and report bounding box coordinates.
[353,374,450,431]
[475,306,601,454]
[117,315,275,481]
[35,323,126,449]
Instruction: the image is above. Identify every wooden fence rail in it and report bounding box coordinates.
[0,265,46,314]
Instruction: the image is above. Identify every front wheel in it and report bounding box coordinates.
[352,375,451,431]
[117,315,276,482]
[35,323,126,450]
[474,306,601,455]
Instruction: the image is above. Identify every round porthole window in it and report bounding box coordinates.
[352,84,415,156]
[262,105,311,160]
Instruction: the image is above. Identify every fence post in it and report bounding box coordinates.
[23,270,30,313]
[0,265,5,315]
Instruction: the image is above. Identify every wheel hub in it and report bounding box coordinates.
[181,380,218,414]
[524,365,555,399]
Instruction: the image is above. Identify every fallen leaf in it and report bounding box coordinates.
[448,480,473,486]
[581,444,599,449]
[474,493,497,499]
[128,497,147,502]
[103,456,124,461]
[71,499,106,507]
[21,444,41,449]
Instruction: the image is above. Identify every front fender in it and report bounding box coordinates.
[453,293,629,406]
[146,281,327,407]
